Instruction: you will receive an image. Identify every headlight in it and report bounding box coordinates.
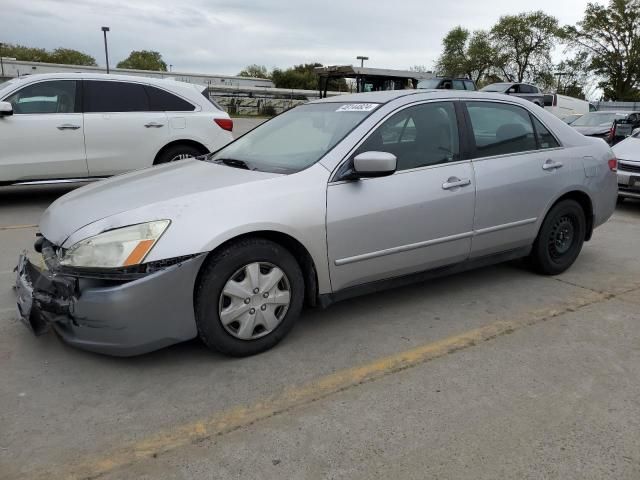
[60,220,170,268]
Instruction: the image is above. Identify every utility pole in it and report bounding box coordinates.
[169,64,173,72]
[356,56,369,68]
[554,71,566,94]
[0,43,4,79]
[101,26,110,73]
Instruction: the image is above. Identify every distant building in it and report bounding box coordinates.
[0,58,274,88]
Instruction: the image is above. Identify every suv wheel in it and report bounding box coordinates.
[195,238,304,357]
[155,144,204,165]
[530,199,586,275]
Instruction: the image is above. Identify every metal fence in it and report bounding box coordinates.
[593,101,640,112]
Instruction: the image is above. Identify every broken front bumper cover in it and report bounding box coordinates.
[15,252,207,356]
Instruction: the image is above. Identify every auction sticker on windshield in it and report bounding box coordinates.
[336,103,378,112]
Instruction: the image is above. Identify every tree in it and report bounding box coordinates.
[238,64,270,78]
[271,63,347,91]
[564,0,640,100]
[0,43,96,66]
[491,11,560,82]
[48,48,96,66]
[117,50,167,71]
[435,27,496,83]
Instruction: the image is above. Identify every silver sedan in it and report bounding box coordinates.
[15,90,618,357]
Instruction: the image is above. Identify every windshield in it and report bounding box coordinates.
[208,102,378,173]
[480,83,510,92]
[572,112,625,127]
[417,79,441,89]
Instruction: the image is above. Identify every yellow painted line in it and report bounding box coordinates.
[23,286,630,480]
[0,224,38,231]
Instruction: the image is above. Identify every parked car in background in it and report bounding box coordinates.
[0,73,234,186]
[543,93,596,120]
[570,111,640,145]
[16,90,617,357]
[480,82,545,106]
[612,131,640,200]
[562,113,584,125]
[417,77,476,91]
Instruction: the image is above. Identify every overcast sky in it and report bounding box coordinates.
[3,0,605,76]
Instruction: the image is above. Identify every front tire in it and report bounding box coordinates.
[530,200,586,275]
[195,238,304,357]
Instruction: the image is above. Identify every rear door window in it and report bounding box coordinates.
[519,84,534,94]
[145,86,195,111]
[465,101,537,157]
[84,81,149,113]
[453,80,465,90]
[532,117,560,149]
[463,80,475,91]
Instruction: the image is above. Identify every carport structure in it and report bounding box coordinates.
[314,65,432,98]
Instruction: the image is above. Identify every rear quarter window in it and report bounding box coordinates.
[145,86,195,111]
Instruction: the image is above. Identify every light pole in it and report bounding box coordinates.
[0,43,4,79]
[356,56,369,68]
[169,64,173,72]
[101,26,110,74]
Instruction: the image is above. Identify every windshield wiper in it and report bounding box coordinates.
[214,158,253,170]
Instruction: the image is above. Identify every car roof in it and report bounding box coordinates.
[4,72,202,91]
[309,89,536,105]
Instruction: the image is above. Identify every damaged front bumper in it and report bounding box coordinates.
[15,251,207,356]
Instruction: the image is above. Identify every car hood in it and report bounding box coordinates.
[573,125,610,136]
[40,159,281,245]
[612,137,640,161]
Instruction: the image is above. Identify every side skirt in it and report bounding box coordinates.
[317,246,532,309]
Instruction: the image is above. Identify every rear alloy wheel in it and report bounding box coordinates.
[195,238,304,356]
[155,144,204,165]
[530,199,586,275]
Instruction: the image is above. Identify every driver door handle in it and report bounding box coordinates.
[442,177,471,190]
[144,122,164,128]
[57,124,81,130]
[542,159,563,171]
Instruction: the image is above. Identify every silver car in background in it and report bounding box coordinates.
[613,131,640,199]
[15,90,618,357]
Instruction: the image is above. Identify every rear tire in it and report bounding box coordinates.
[195,238,304,357]
[530,200,586,275]
[155,144,204,165]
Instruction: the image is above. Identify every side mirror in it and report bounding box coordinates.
[0,101,13,117]
[352,151,397,178]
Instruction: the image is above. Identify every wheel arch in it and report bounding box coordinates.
[545,190,594,241]
[196,230,320,308]
[153,139,210,165]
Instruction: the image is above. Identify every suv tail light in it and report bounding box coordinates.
[214,118,233,132]
[608,158,617,172]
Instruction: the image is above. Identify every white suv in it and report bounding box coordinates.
[0,73,234,185]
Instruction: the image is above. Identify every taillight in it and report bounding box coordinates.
[214,118,233,132]
[608,158,617,171]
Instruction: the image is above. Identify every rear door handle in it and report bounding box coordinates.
[442,177,471,190]
[542,160,563,171]
[57,124,81,130]
[144,122,165,128]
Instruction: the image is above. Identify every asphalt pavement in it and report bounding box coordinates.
[0,136,639,478]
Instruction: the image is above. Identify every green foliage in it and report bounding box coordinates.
[238,64,270,78]
[116,50,167,71]
[491,11,559,83]
[0,43,96,66]
[271,63,347,91]
[564,0,640,100]
[435,27,496,83]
